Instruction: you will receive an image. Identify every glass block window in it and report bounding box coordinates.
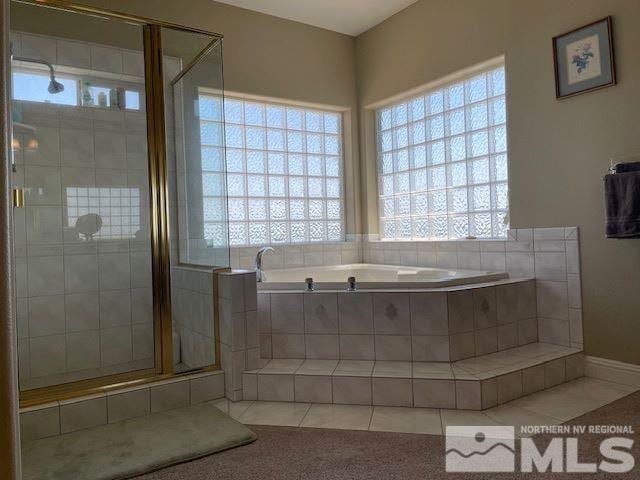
[376,65,508,240]
[199,94,344,246]
[66,187,141,239]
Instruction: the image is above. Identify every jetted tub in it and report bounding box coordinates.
[258,263,507,290]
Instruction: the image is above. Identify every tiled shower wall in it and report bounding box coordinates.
[171,266,216,370]
[12,31,155,390]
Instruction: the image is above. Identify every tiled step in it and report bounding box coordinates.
[242,343,584,410]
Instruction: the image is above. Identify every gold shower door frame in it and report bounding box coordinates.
[16,0,225,406]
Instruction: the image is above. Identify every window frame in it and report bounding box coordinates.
[370,58,509,241]
[197,89,349,247]
[11,65,144,111]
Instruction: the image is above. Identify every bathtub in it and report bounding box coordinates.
[258,263,507,290]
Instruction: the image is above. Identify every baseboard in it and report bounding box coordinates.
[584,355,640,387]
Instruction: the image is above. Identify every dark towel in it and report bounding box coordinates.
[605,172,640,238]
[614,162,640,174]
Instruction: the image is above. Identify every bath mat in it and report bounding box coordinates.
[21,401,257,480]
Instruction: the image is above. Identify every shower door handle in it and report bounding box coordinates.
[12,188,24,208]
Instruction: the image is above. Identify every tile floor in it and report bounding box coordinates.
[213,377,638,438]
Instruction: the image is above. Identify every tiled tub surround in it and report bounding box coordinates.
[229,240,363,270]
[218,270,260,401]
[242,348,584,410]
[229,227,581,350]
[19,370,225,442]
[258,263,507,290]
[257,279,537,363]
[363,227,582,348]
[171,266,216,370]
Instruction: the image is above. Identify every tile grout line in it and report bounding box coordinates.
[297,402,313,427]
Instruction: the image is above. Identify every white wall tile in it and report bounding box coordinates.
[272,334,305,358]
[450,332,475,361]
[374,335,412,361]
[190,372,225,404]
[64,254,99,293]
[21,34,57,63]
[100,326,132,366]
[29,294,65,337]
[305,334,339,359]
[30,334,66,377]
[338,292,373,334]
[410,292,448,335]
[447,290,474,334]
[455,380,481,410]
[544,358,566,387]
[99,290,131,328]
[28,256,64,296]
[107,386,150,423]
[122,50,144,77]
[91,45,123,73]
[57,40,91,69]
[534,252,567,281]
[473,287,497,329]
[242,373,257,400]
[339,334,375,360]
[270,294,304,334]
[294,375,332,403]
[20,404,60,441]
[60,395,107,433]
[413,379,455,408]
[536,281,568,320]
[150,379,190,413]
[411,335,450,361]
[496,371,522,404]
[538,318,570,346]
[372,378,412,407]
[257,374,294,401]
[474,327,498,355]
[567,274,582,309]
[332,376,372,405]
[66,331,100,371]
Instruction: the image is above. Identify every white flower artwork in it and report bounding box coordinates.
[565,34,601,85]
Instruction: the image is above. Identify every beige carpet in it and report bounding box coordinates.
[134,391,640,480]
[22,401,257,480]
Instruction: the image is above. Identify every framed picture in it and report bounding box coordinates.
[552,16,616,99]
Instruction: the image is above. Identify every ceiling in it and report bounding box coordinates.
[214,0,418,36]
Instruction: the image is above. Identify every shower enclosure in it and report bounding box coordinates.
[9,0,228,403]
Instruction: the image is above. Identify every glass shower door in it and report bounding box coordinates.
[162,28,227,372]
[11,2,156,392]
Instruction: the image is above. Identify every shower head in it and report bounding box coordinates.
[47,77,65,94]
[13,55,65,95]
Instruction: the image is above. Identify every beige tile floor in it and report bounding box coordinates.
[214,378,638,438]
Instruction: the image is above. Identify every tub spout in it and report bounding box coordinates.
[255,246,274,282]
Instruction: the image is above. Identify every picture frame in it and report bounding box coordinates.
[552,16,616,99]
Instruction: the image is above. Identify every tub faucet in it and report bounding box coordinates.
[255,246,274,282]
